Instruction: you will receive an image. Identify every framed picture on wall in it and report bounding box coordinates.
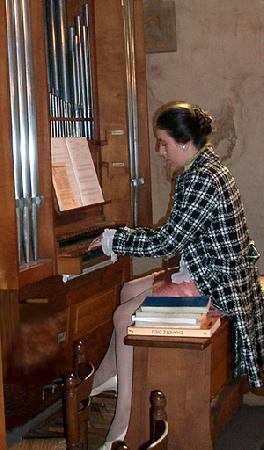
[143,0,176,54]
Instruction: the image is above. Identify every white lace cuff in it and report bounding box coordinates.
[102,229,118,263]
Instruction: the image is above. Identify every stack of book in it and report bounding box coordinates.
[127,295,221,338]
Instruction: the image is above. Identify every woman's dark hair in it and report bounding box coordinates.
[155,102,213,149]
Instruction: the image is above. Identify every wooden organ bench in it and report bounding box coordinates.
[124,317,245,450]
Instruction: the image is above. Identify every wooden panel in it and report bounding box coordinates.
[73,287,117,336]
[57,256,83,276]
[66,257,130,301]
[211,379,243,440]
[10,305,70,379]
[11,258,129,378]
[0,336,7,450]
[18,260,54,288]
[126,344,212,450]
[134,0,153,227]
[57,254,110,276]
[65,257,130,369]
[94,0,131,226]
[0,291,19,376]
[0,1,19,289]
[76,321,114,370]
[125,334,210,349]
[210,318,233,397]
[95,0,152,227]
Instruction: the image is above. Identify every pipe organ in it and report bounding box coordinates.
[0,0,152,430]
[6,0,42,265]
[46,1,94,139]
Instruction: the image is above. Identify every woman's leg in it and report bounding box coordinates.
[105,275,201,443]
[92,332,117,390]
[92,274,153,391]
[95,270,201,445]
[153,278,201,297]
[105,285,152,442]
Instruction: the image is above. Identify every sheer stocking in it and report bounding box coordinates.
[93,272,200,444]
[92,274,153,391]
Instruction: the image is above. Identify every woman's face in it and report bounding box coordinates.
[155,128,191,170]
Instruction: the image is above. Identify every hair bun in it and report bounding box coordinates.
[193,106,213,136]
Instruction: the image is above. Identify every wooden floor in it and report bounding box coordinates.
[8,314,264,450]
[8,388,264,450]
[9,393,117,450]
[9,439,65,449]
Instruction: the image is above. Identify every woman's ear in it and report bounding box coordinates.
[181,141,190,151]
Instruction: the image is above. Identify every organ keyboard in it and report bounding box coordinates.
[57,224,123,276]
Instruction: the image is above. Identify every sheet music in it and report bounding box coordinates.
[66,138,104,205]
[52,164,82,210]
[51,137,104,211]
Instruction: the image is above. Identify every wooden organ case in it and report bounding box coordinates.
[0,0,152,430]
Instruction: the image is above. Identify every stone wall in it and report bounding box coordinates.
[133,0,264,275]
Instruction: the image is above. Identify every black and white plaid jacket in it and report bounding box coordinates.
[113,147,264,387]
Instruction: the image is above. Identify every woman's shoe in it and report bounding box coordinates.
[96,426,128,450]
[97,443,112,450]
[90,375,117,397]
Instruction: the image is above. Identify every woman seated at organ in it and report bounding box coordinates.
[88,101,264,450]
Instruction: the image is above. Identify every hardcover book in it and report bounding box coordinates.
[132,313,206,326]
[139,295,211,313]
[127,316,221,338]
[134,310,205,319]
[133,320,201,328]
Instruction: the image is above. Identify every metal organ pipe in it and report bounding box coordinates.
[81,25,91,139]
[21,0,41,261]
[122,0,144,227]
[75,15,88,138]
[45,1,94,139]
[6,0,42,265]
[82,3,94,139]
[13,0,32,263]
[73,33,82,137]
[68,26,78,137]
[123,0,134,175]
[56,0,70,102]
[5,0,23,264]
[45,0,60,95]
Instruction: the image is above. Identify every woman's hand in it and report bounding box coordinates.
[87,235,102,252]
